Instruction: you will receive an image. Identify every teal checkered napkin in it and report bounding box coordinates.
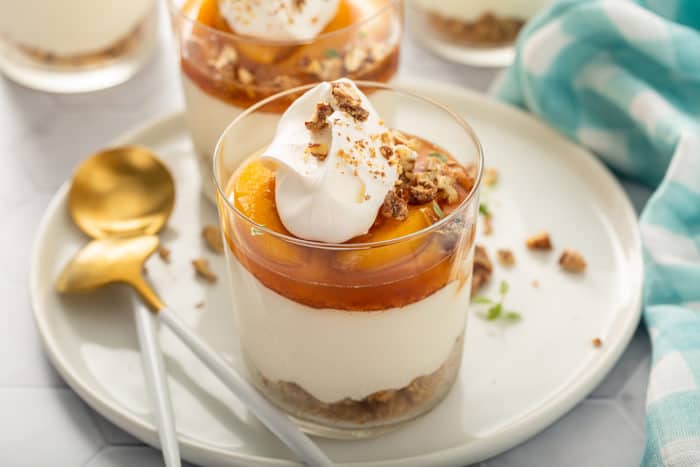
[494,1,700,465]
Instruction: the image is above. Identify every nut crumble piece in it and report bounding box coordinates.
[559,249,586,273]
[526,231,552,250]
[192,258,217,283]
[380,189,408,221]
[497,249,515,266]
[202,226,224,254]
[471,244,493,295]
[592,338,602,348]
[305,102,333,130]
[483,212,493,236]
[157,246,171,263]
[409,173,439,204]
[483,167,498,186]
[195,301,205,309]
[306,142,329,161]
[343,47,368,73]
[331,81,369,121]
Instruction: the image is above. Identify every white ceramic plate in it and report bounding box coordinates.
[31,79,643,467]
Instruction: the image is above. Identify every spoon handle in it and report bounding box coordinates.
[157,307,333,467]
[134,304,181,467]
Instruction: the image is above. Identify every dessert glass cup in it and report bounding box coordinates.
[0,0,157,93]
[407,0,550,67]
[213,82,483,439]
[168,0,403,203]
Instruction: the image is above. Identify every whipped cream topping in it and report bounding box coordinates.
[260,79,401,243]
[218,0,340,41]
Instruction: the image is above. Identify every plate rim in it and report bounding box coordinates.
[30,77,644,467]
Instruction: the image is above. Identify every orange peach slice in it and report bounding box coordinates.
[334,206,435,271]
[232,161,305,266]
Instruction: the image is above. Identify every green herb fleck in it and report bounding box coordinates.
[504,311,522,321]
[432,200,445,219]
[485,303,502,321]
[472,296,493,305]
[250,225,265,237]
[479,203,490,216]
[325,49,340,58]
[428,152,448,163]
[473,279,521,324]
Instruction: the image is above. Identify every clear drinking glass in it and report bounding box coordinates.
[0,0,157,93]
[168,0,403,202]
[213,82,483,438]
[407,0,551,67]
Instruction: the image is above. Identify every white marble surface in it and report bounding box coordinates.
[0,5,652,467]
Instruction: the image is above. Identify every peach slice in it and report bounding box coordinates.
[232,160,306,266]
[334,206,435,272]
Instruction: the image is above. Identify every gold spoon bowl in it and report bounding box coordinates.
[68,146,175,239]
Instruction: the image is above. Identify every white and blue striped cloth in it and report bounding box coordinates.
[495,1,700,465]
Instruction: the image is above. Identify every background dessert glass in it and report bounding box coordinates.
[0,0,157,93]
[214,82,483,439]
[407,0,551,67]
[168,0,403,202]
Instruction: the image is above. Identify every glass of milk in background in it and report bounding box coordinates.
[0,0,157,93]
[407,0,551,67]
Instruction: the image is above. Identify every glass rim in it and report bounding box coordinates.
[167,0,401,47]
[213,80,484,251]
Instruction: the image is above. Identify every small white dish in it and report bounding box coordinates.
[30,79,643,467]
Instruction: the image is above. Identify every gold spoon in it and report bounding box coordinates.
[56,146,332,467]
[58,146,180,467]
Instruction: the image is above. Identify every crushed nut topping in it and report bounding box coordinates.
[237,66,255,85]
[483,211,493,236]
[157,246,171,263]
[202,226,224,254]
[559,249,587,273]
[195,301,205,309]
[192,258,217,283]
[471,244,493,295]
[380,145,393,159]
[211,46,237,70]
[532,280,540,288]
[344,47,368,73]
[409,173,439,204]
[305,102,333,130]
[380,189,408,221]
[306,142,329,161]
[593,338,603,348]
[390,129,419,150]
[331,81,369,121]
[526,231,552,250]
[305,57,343,81]
[497,249,515,266]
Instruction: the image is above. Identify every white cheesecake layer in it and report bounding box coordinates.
[181,75,246,202]
[226,256,471,403]
[415,0,551,22]
[0,0,154,55]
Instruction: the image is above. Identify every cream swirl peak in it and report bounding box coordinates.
[260,79,404,243]
[218,0,340,41]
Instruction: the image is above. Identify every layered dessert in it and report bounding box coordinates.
[216,79,481,435]
[0,0,154,66]
[412,0,550,46]
[170,0,402,201]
